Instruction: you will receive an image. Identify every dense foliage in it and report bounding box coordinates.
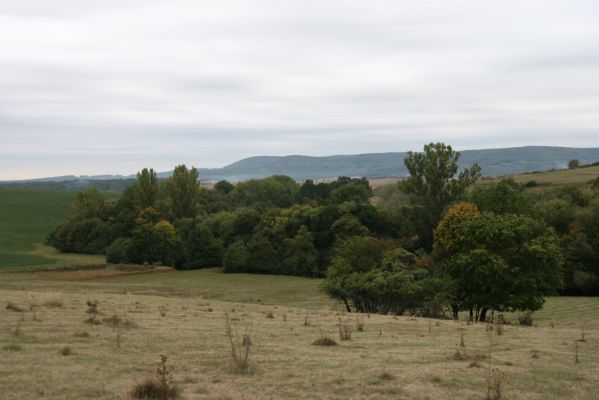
[47,165,390,277]
[435,204,563,320]
[323,237,452,316]
[47,142,598,319]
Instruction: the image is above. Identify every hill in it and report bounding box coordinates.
[3,146,599,185]
[196,146,599,181]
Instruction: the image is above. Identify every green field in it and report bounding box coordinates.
[0,189,116,270]
[484,165,599,187]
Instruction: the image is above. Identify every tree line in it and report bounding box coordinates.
[47,143,599,319]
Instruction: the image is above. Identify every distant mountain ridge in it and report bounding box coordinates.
[197,146,599,181]
[5,146,599,184]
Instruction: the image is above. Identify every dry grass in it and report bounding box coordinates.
[0,279,598,399]
[40,292,64,308]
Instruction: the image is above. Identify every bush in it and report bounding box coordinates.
[106,237,133,264]
[127,220,183,267]
[524,180,538,188]
[183,223,223,269]
[223,240,250,273]
[312,336,337,346]
[519,313,533,326]
[60,347,72,356]
[130,355,178,400]
[47,218,113,254]
[323,244,453,315]
[130,378,178,400]
[224,313,252,373]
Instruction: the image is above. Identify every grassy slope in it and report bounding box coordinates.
[0,189,115,270]
[0,275,597,399]
[484,165,599,187]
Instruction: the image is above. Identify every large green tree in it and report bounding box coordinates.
[164,165,201,219]
[184,223,224,269]
[401,143,481,248]
[135,168,159,210]
[281,225,319,276]
[72,188,106,219]
[436,211,563,321]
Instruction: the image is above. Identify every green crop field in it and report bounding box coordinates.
[0,189,116,270]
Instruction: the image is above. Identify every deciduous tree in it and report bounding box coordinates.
[401,143,481,248]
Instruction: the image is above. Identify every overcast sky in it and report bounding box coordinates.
[1,0,599,179]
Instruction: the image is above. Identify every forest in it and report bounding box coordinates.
[47,143,599,320]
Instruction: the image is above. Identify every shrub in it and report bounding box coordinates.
[355,315,364,332]
[86,299,100,324]
[338,318,353,341]
[224,313,252,373]
[377,371,395,381]
[524,180,538,188]
[60,347,72,356]
[130,379,177,400]
[486,368,504,400]
[6,302,24,312]
[130,355,178,400]
[47,217,113,254]
[106,237,133,264]
[223,240,250,273]
[518,313,533,326]
[183,223,223,269]
[312,336,337,346]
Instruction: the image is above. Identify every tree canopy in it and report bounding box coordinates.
[435,208,563,321]
[400,142,481,248]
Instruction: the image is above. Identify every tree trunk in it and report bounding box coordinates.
[342,298,351,313]
[479,308,488,323]
[451,304,459,320]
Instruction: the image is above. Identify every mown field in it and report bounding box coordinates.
[0,187,598,399]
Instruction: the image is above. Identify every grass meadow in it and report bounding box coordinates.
[484,165,599,187]
[0,268,598,399]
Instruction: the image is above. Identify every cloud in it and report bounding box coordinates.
[1,0,599,179]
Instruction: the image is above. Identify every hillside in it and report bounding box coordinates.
[197,146,599,181]
[4,146,599,185]
[500,164,599,186]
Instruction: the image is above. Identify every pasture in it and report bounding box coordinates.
[483,165,599,188]
[0,268,598,399]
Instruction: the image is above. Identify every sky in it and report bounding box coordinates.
[1,0,599,180]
